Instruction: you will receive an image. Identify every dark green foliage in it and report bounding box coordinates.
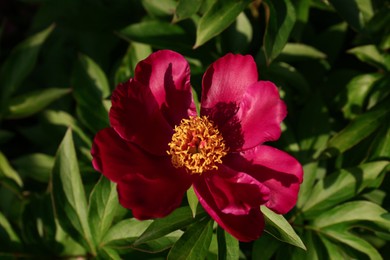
[0,0,389,258]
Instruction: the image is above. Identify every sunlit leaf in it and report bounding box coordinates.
[301,161,389,217]
[187,186,199,218]
[278,43,327,62]
[101,218,152,247]
[319,230,382,259]
[194,0,251,48]
[174,0,203,22]
[5,88,71,119]
[348,45,388,70]
[88,176,120,244]
[51,129,96,255]
[312,201,390,231]
[368,120,390,160]
[142,0,176,18]
[323,100,390,157]
[0,151,23,189]
[341,73,382,119]
[0,211,22,250]
[0,24,55,117]
[263,0,296,63]
[167,217,213,260]
[261,206,306,250]
[134,206,199,245]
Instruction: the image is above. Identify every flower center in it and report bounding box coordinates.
[167,116,228,175]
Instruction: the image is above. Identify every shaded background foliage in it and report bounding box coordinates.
[0,0,390,259]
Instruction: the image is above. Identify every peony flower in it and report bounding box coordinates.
[91,50,303,242]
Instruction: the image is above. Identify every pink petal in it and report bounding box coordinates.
[234,81,287,150]
[201,53,258,109]
[225,145,303,214]
[109,79,173,156]
[134,50,197,127]
[201,166,270,215]
[194,178,264,242]
[92,128,192,219]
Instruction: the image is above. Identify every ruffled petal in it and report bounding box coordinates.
[202,81,286,152]
[109,79,173,156]
[134,50,197,127]
[201,53,258,110]
[92,128,192,219]
[234,81,286,150]
[194,178,264,242]
[202,166,270,215]
[225,145,303,214]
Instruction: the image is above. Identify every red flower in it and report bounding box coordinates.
[91,50,303,242]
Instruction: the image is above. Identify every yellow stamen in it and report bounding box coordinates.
[167,116,228,175]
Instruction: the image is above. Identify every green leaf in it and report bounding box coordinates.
[5,88,71,119]
[263,0,296,64]
[97,246,121,260]
[187,186,199,218]
[252,232,280,260]
[221,12,253,53]
[0,151,23,188]
[43,110,92,148]
[119,21,192,50]
[194,0,251,48]
[301,161,389,217]
[167,217,213,260]
[328,0,365,31]
[319,235,349,259]
[348,45,388,70]
[12,153,54,183]
[320,230,382,259]
[312,201,390,231]
[323,100,390,157]
[341,73,382,119]
[278,43,327,62]
[0,211,21,250]
[368,120,390,160]
[142,0,177,18]
[134,206,198,245]
[101,218,152,247]
[261,206,306,250]
[0,24,55,117]
[88,176,120,244]
[51,129,96,255]
[114,42,152,85]
[72,54,110,133]
[174,0,203,22]
[217,226,239,260]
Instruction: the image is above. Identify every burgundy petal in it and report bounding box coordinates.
[194,178,264,242]
[135,50,197,127]
[201,165,270,215]
[91,128,192,219]
[201,53,258,110]
[225,145,303,214]
[109,79,173,156]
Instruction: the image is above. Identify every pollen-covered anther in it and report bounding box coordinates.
[167,116,228,174]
